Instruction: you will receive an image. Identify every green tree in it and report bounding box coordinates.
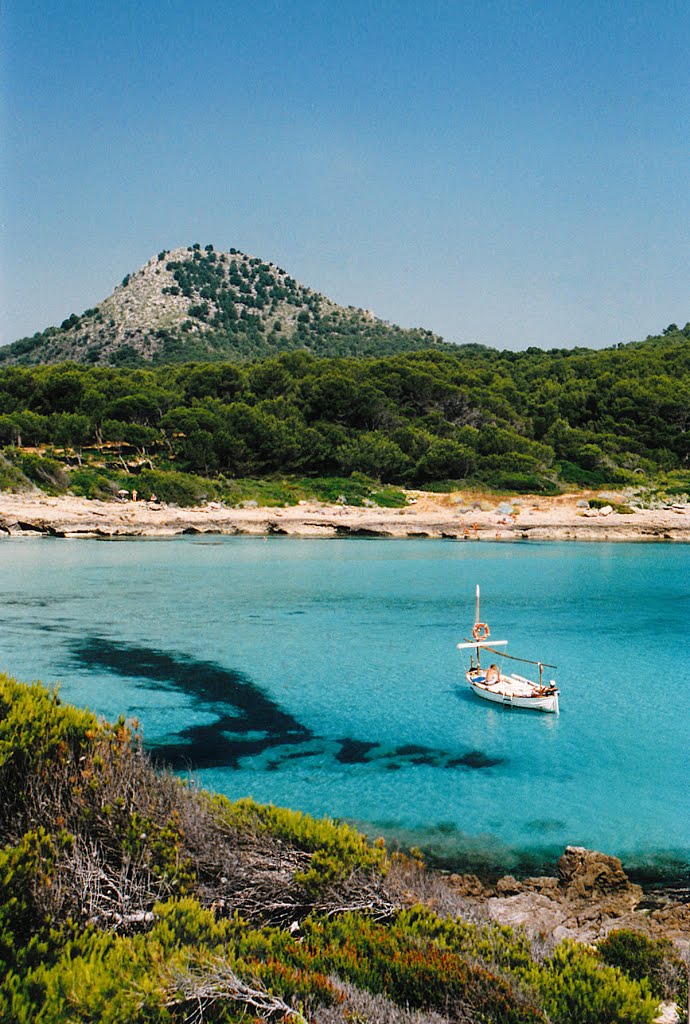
[415,439,476,481]
[335,432,412,481]
[48,413,91,456]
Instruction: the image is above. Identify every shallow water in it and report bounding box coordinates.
[2,536,688,882]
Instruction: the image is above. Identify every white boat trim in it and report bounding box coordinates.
[467,676,559,714]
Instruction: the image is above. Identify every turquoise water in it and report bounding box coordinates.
[2,536,688,882]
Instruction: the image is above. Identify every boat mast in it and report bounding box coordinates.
[475,584,481,669]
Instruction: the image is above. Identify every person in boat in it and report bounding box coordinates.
[486,664,500,684]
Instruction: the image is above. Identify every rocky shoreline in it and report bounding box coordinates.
[1,491,690,541]
[446,846,689,951]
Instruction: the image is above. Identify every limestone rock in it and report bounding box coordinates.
[486,892,566,938]
[495,875,522,896]
[557,845,641,902]
[469,846,682,946]
[447,873,486,897]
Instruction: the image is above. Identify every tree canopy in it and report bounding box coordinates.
[0,325,688,496]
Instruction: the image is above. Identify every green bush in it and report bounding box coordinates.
[486,471,560,494]
[599,929,688,1010]
[523,940,656,1024]
[15,453,69,494]
[0,676,100,796]
[211,796,387,886]
[0,453,29,492]
[133,468,219,506]
[297,912,548,1023]
[218,473,407,508]
[368,484,407,507]
[67,466,118,499]
[588,497,634,513]
[556,460,608,486]
[661,470,690,496]
[0,828,58,967]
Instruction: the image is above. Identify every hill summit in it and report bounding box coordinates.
[1,244,446,366]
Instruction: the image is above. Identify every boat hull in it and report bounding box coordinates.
[467,676,559,714]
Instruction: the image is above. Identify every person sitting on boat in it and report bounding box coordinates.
[486,664,500,684]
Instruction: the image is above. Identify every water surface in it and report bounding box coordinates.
[2,536,688,882]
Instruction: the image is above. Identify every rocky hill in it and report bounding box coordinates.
[1,244,447,366]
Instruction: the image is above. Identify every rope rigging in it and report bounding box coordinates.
[482,645,557,670]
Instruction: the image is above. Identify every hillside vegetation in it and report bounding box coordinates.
[1,244,445,366]
[3,674,686,1023]
[0,326,689,500]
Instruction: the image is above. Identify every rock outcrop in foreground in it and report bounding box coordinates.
[450,847,689,949]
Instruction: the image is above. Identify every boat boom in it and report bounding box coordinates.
[456,640,508,650]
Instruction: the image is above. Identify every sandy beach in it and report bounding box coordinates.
[1,490,689,541]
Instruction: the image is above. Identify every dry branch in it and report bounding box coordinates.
[161,956,307,1023]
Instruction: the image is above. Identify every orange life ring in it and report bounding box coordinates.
[472,622,490,641]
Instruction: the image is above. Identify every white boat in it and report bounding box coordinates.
[457,586,560,714]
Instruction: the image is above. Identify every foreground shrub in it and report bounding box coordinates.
[214,796,388,889]
[0,676,394,944]
[0,677,673,1024]
[523,940,656,1024]
[599,929,688,1012]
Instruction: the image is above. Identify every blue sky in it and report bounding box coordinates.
[2,0,688,349]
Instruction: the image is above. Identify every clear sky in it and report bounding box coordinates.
[2,0,688,350]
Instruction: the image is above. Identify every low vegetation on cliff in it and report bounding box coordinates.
[1,674,686,1023]
[0,324,689,501]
